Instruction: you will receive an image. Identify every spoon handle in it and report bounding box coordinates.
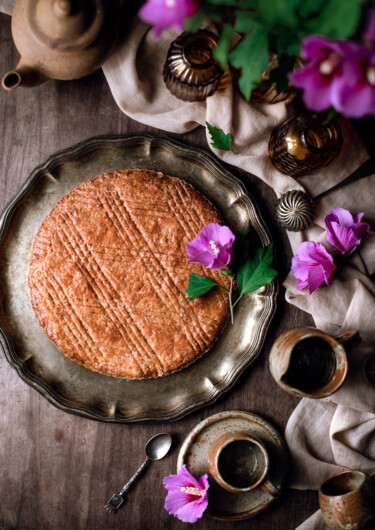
[120,458,150,495]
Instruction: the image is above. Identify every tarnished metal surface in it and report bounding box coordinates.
[0,135,277,422]
[177,411,288,520]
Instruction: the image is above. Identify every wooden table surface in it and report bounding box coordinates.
[0,12,318,530]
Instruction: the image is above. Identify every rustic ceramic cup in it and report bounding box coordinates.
[208,432,279,496]
[269,327,361,398]
[319,471,375,529]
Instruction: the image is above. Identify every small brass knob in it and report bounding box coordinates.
[275,190,315,232]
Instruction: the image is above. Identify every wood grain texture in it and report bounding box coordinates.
[0,12,317,530]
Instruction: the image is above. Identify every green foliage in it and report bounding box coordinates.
[230,29,269,100]
[184,274,218,301]
[214,24,234,69]
[298,0,326,17]
[206,0,238,4]
[231,226,250,274]
[305,0,361,40]
[268,54,295,93]
[206,121,233,150]
[234,11,263,33]
[259,0,300,27]
[184,12,205,33]
[236,243,278,295]
[185,0,364,101]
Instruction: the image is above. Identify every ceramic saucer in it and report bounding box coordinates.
[177,410,288,521]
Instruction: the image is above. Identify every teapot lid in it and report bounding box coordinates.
[27,0,104,51]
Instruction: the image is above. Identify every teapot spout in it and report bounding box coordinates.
[2,61,48,90]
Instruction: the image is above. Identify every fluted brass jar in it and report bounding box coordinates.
[269,114,343,177]
[163,30,225,102]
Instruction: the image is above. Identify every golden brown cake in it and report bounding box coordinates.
[28,169,231,379]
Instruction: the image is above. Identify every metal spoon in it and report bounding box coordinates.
[105,432,172,513]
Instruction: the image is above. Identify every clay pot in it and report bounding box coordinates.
[2,0,120,90]
[319,471,375,529]
[269,327,361,399]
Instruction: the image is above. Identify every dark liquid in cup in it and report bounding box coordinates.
[283,337,336,392]
[218,440,265,489]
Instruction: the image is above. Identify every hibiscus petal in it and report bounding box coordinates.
[364,7,375,46]
[164,465,202,491]
[187,250,214,267]
[327,208,354,226]
[198,474,210,491]
[328,224,361,254]
[326,220,345,254]
[309,243,335,266]
[165,490,192,516]
[163,475,192,491]
[351,221,370,239]
[139,0,200,36]
[290,63,335,111]
[293,241,318,262]
[175,498,208,523]
[186,237,210,258]
[301,36,331,60]
[216,226,236,247]
[291,255,314,282]
[296,277,309,290]
[332,52,375,118]
[212,247,232,270]
[178,465,203,490]
[353,212,364,223]
[200,223,235,248]
[307,266,325,294]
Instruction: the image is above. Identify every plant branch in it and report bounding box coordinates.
[229,276,234,324]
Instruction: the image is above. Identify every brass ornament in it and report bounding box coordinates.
[275,190,315,232]
[163,31,224,102]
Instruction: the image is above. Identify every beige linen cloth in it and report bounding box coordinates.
[1,4,375,528]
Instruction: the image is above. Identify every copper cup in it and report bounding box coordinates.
[208,432,279,496]
[319,471,375,530]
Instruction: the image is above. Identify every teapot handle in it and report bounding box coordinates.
[335,330,361,352]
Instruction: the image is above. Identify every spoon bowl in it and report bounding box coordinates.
[146,433,173,461]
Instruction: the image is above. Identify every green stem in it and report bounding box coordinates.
[229,276,234,324]
[218,286,230,294]
[232,293,243,308]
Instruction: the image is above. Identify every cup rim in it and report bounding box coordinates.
[210,432,269,493]
[319,470,366,499]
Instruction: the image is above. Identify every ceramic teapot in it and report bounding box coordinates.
[2,0,119,90]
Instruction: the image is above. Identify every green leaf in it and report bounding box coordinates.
[213,23,233,69]
[184,274,218,301]
[231,225,250,274]
[206,0,238,4]
[322,107,338,125]
[259,0,300,27]
[184,12,205,33]
[239,0,259,7]
[268,54,295,93]
[298,0,326,17]
[206,121,233,151]
[234,11,263,33]
[306,0,361,39]
[237,243,278,294]
[229,29,269,101]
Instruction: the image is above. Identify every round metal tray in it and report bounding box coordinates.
[0,135,277,422]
